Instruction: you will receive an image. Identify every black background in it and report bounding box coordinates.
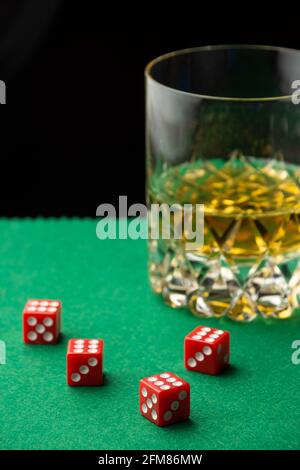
[0,1,298,216]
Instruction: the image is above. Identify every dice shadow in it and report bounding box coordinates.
[161,417,198,433]
[188,364,242,382]
[218,364,239,378]
[58,332,66,344]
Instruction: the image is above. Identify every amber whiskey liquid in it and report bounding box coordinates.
[148,155,300,321]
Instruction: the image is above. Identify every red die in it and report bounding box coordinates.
[139,372,190,427]
[23,299,61,344]
[67,339,104,386]
[184,326,230,375]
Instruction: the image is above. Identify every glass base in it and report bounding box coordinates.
[148,240,300,321]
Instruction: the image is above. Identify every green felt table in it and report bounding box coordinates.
[0,219,299,450]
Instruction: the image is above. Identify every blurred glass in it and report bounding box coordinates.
[146,45,300,321]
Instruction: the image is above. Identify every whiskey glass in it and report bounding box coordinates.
[146,45,300,321]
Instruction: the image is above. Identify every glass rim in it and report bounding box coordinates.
[145,44,300,102]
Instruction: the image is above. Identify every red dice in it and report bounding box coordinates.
[67,339,104,386]
[23,299,61,344]
[184,326,230,375]
[139,372,190,426]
